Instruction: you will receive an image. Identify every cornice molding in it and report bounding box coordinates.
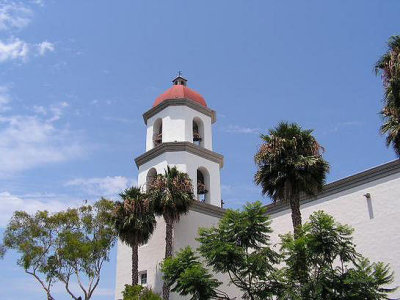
[134,142,224,168]
[186,161,400,219]
[265,159,400,215]
[142,98,217,124]
[190,201,225,218]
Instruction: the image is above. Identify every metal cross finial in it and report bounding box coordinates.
[178,71,182,77]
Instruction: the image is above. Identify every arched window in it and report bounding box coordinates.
[146,168,157,192]
[197,168,210,203]
[153,118,162,147]
[193,117,204,147]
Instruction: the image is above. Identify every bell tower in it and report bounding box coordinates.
[115,76,226,299]
[135,75,223,205]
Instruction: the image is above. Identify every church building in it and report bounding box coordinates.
[115,76,400,299]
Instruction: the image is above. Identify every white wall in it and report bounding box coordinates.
[145,106,213,151]
[138,152,221,207]
[115,209,242,300]
[116,171,400,299]
[268,172,400,298]
[115,215,167,300]
[172,210,242,299]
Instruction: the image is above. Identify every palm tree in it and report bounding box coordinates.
[375,35,400,156]
[147,166,194,300]
[113,187,156,286]
[254,122,329,236]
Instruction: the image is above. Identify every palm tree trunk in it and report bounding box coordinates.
[290,195,307,284]
[132,243,138,286]
[163,218,173,300]
[290,195,302,237]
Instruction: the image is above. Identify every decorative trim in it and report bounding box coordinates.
[265,160,400,215]
[190,200,225,218]
[134,142,224,168]
[142,98,217,124]
[185,160,400,219]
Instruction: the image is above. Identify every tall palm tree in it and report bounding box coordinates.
[113,187,156,286]
[375,35,400,156]
[147,166,194,300]
[254,122,329,236]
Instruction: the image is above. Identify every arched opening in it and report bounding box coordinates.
[153,118,163,148]
[197,167,210,203]
[193,117,204,147]
[146,168,157,192]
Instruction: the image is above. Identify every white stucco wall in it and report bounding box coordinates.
[268,172,400,298]
[137,152,222,207]
[145,106,213,151]
[116,168,400,299]
[115,209,242,300]
[115,215,167,300]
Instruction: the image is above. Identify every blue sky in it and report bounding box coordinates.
[0,0,399,299]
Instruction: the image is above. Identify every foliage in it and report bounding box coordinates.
[1,198,117,300]
[147,165,194,300]
[122,284,162,300]
[148,166,194,224]
[1,210,59,299]
[162,201,282,300]
[197,201,282,300]
[254,122,329,234]
[161,247,223,300]
[279,211,397,299]
[114,187,156,247]
[375,35,400,156]
[114,187,157,285]
[161,203,396,300]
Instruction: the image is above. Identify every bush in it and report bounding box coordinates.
[122,284,162,300]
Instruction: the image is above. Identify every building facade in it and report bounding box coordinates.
[115,77,400,299]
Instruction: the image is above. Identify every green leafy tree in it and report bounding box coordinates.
[279,211,397,299]
[147,166,194,300]
[1,210,59,299]
[197,201,282,300]
[122,284,162,300]
[114,187,157,285]
[161,247,226,300]
[162,201,282,300]
[1,198,116,300]
[254,122,329,236]
[375,35,400,156]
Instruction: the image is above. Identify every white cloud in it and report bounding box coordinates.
[0,37,29,62]
[0,114,85,176]
[0,191,78,227]
[222,125,260,134]
[330,121,363,133]
[37,41,54,56]
[0,85,11,112]
[0,92,85,177]
[65,176,136,197]
[48,101,68,122]
[0,2,54,63]
[0,2,33,31]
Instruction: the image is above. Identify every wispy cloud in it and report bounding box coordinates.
[0,37,29,62]
[0,90,86,177]
[65,176,137,198]
[0,1,33,31]
[37,40,54,56]
[0,191,79,227]
[0,1,54,63]
[222,125,260,134]
[328,121,364,134]
[0,85,11,111]
[103,116,138,124]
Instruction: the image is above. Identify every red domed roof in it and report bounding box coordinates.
[153,76,207,107]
